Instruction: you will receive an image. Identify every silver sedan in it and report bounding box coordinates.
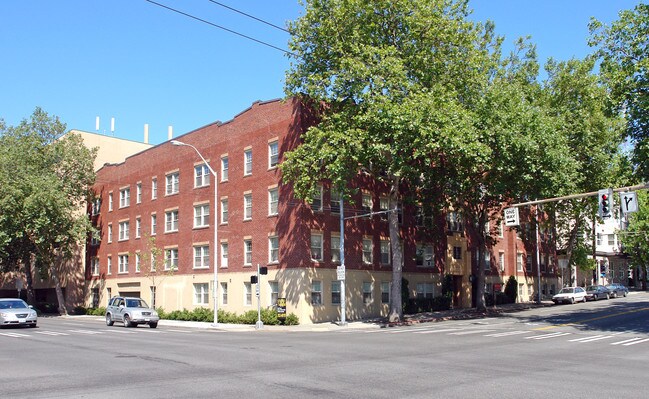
[0,298,38,327]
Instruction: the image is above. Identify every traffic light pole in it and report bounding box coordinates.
[255,264,263,330]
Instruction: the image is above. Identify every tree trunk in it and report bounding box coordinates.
[475,233,487,312]
[388,176,403,323]
[23,253,35,304]
[50,267,68,315]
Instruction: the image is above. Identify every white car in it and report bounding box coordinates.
[105,296,159,328]
[552,287,587,304]
[0,298,38,327]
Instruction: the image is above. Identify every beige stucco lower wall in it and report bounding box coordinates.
[485,274,560,303]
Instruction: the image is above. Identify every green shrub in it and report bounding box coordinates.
[72,306,87,315]
[156,306,299,325]
[284,313,299,325]
[504,276,518,303]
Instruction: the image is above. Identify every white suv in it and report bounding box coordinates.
[105,296,159,328]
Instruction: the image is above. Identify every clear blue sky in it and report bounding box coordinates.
[0,0,642,145]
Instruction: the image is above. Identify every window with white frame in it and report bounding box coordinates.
[91,235,100,246]
[330,189,341,213]
[194,164,210,187]
[518,283,524,296]
[362,238,373,264]
[135,217,141,238]
[453,246,462,260]
[152,178,158,199]
[135,253,141,273]
[166,172,179,195]
[269,281,279,306]
[119,188,130,208]
[379,196,389,220]
[91,198,101,215]
[221,199,229,223]
[381,282,390,304]
[108,193,113,211]
[331,234,340,263]
[311,280,322,305]
[118,254,129,273]
[416,282,434,299]
[136,183,142,204]
[164,248,178,270]
[362,281,372,304]
[107,256,112,275]
[517,253,523,272]
[416,244,434,267]
[193,245,209,269]
[526,255,532,272]
[380,240,390,265]
[446,211,463,232]
[194,204,209,228]
[221,242,228,267]
[193,283,209,305]
[221,156,229,181]
[244,282,252,305]
[268,140,279,168]
[244,149,252,175]
[331,281,341,304]
[269,236,279,263]
[362,194,372,213]
[483,251,491,270]
[220,282,228,305]
[151,214,157,235]
[165,210,179,232]
[310,233,323,261]
[107,224,112,243]
[596,233,602,246]
[118,221,129,241]
[498,221,504,238]
[311,185,323,212]
[243,194,252,220]
[91,258,99,276]
[268,188,278,216]
[244,239,252,265]
[499,251,505,272]
[608,234,615,246]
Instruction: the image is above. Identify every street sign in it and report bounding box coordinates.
[620,191,638,214]
[336,265,345,281]
[503,207,519,227]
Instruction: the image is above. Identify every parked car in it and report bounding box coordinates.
[105,296,159,328]
[0,298,38,328]
[552,287,587,304]
[606,283,629,298]
[585,285,610,301]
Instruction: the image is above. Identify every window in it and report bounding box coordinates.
[311,185,323,212]
[331,234,340,263]
[498,221,504,238]
[416,244,434,267]
[269,236,279,263]
[118,221,129,241]
[220,282,228,305]
[108,193,113,211]
[362,238,373,264]
[221,242,228,267]
[244,282,252,306]
[107,256,112,275]
[244,194,252,220]
[416,283,434,299]
[118,254,129,273]
[499,251,505,272]
[119,188,130,208]
[311,233,323,261]
[244,239,252,265]
[268,141,279,168]
[268,188,279,216]
[151,214,157,235]
[526,255,532,272]
[541,255,547,273]
[135,253,141,273]
[608,234,615,246]
[91,198,101,215]
[362,194,372,213]
[221,157,229,181]
[152,178,158,199]
[330,189,341,214]
[446,212,463,232]
[135,218,141,238]
[91,235,100,246]
[195,164,210,187]
[107,224,113,243]
[379,196,389,220]
[269,281,279,306]
[484,251,491,270]
[380,240,390,265]
[517,253,523,272]
[453,246,462,260]
[91,258,99,276]
[311,280,322,305]
[165,210,179,232]
[362,281,372,304]
[221,199,229,223]
[193,283,209,305]
[244,149,252,175]
[596,233,602,246]
[136,183,142,204]
[194,245,209,269]
[194,204,210,228]
[381,282,390,304]
[166,172,179,195]
[164,248,178,270]
[331,281,341,305]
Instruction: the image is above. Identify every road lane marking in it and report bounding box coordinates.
[569,335,617,343]
[68,329,103,335]
[0,332,31,338]
[484,330,531,337]
[103,329,137,334]
[35,331,69,336]
[449,329,496,335]
[611,337,644,345]
[525,332,572,340]
[534,307,649,331]
[622,337,649,346]
[414,328,461,334]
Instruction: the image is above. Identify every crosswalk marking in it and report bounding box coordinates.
[449,329,496,335]
[0,332,31,338]
[68,329,103,335]
[103,329,137,334]
[526,332,572,340]
[414,328,462,334]
[35,331,69,336]
[611,337,644,346]
[570,335,615,343]
[621,337,649,346]
[484,330,531,338]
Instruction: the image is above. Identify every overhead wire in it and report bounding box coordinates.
[206,0,290,33]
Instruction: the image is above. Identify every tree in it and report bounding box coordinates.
[619,190,649,291]
[0,108,96,314]
[589,4,649,178]
[140,235,176,308]
[282,0,499,321]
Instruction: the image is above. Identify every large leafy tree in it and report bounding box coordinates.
[0,108,96,314]
[619,190,649,290]
[589,4,649,178]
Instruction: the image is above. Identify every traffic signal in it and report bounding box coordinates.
[260,266,268,275]
[250,275,258,284]
[598,188,613,219]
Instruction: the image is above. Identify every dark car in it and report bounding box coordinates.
[606,283,629,298]
[585,285,610,301]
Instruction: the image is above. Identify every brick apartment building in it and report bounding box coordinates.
[88,97,559,324]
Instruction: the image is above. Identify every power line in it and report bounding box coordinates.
[144,0,296,57]
[206,0,290,33]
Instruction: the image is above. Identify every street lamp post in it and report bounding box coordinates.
[171,140,219,325]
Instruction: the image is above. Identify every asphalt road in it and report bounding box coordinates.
[2,293,649,399]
